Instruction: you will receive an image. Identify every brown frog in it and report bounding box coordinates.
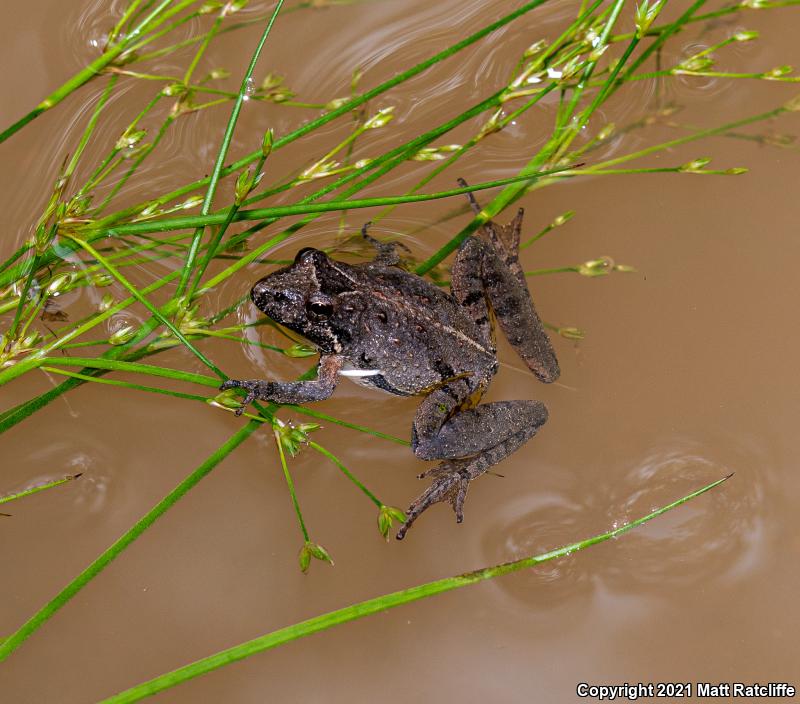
[222,182,560,539]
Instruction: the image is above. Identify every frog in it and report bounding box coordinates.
[221,180,560,539]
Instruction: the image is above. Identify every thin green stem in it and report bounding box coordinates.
[0,422,260,662]
[0,473,82,506]
[176,0,285,298]
[274,427,309,542]
[309,441,382,508]
[287,406,407,446]
[93,114,176,213]
[96,475,733,703]
[101,170,571,237]
[63,236,225,378]
[183,14,223,84]
[117,0,553,219]
[63,75,119,182]
[37,357,218,387]
[0,0,176,144]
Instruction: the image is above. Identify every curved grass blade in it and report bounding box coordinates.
[0,0,178,144]
[96,474,733,703]
[38,357,219,387]
[62,236,225,379]
[103,169,571,237]
[177,0,285,297]
[0,421,260,662]
[0,473,82,507]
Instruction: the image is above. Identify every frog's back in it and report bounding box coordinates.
[334,261,496,395]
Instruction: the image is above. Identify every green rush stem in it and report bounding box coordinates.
[63,75,119,181]
[0,243,27,276]
[183,14,223,84]
[176,0,285,299]
[185,205,241,300]
[286,406,408,446]
[621,0,707,81]
[0,0,553,281]
[108,0,146,45]
[564,166,743,176]
[569,3,636,139]
[588,105,790,171]
[0,473,82,506]
[4,255,41,347]
[15,287,48,342]
[309,441,382,508]
[123,6,204,57]
[521,218,567,249]
[274,428,309,542]
[40,366,221,403]
[62,236,226,379]
[186,146,271,301]
[636,70,800,83]
[549,0,627,164]
[78,92,163,197]
[127,0,159,26]
[525,266,579,276]
[374,84,558,224]
[0,0,176,144]
[0,422,259,663]
[198,329,283,353]
[37,357,218,387]
[93,114,176,214]
[109,0,553,222]
[100,170,570,237]
[96,475,733,704]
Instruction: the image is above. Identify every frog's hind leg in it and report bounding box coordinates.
[457,177,526,289]
[400,378,548,539]
[452,185,559,384]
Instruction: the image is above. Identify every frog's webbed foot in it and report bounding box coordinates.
[396,460,473,540]
[219,379,276,416]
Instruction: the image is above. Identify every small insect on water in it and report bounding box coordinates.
[222,180,559,539]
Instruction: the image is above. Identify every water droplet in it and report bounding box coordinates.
[244,77,255,100]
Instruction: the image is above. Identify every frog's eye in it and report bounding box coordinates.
[295,247,317,262]
[306,296,333,319]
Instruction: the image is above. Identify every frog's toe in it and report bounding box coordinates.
[220,379,259,416]
[396,463,472,539]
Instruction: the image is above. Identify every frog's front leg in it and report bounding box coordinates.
[360,222,411,267]
[398,380,548,539]
[221,354,343,415]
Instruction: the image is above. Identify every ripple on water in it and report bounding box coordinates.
[480,488,598,615]
[600,439,768,593]
[19,432,121,518]
[481,436,768,614]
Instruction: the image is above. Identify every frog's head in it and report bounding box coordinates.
[250,247,353,354]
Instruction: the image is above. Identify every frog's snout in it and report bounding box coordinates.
[251,278,270,300]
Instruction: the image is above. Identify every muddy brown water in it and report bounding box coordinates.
[1,1,799,702]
